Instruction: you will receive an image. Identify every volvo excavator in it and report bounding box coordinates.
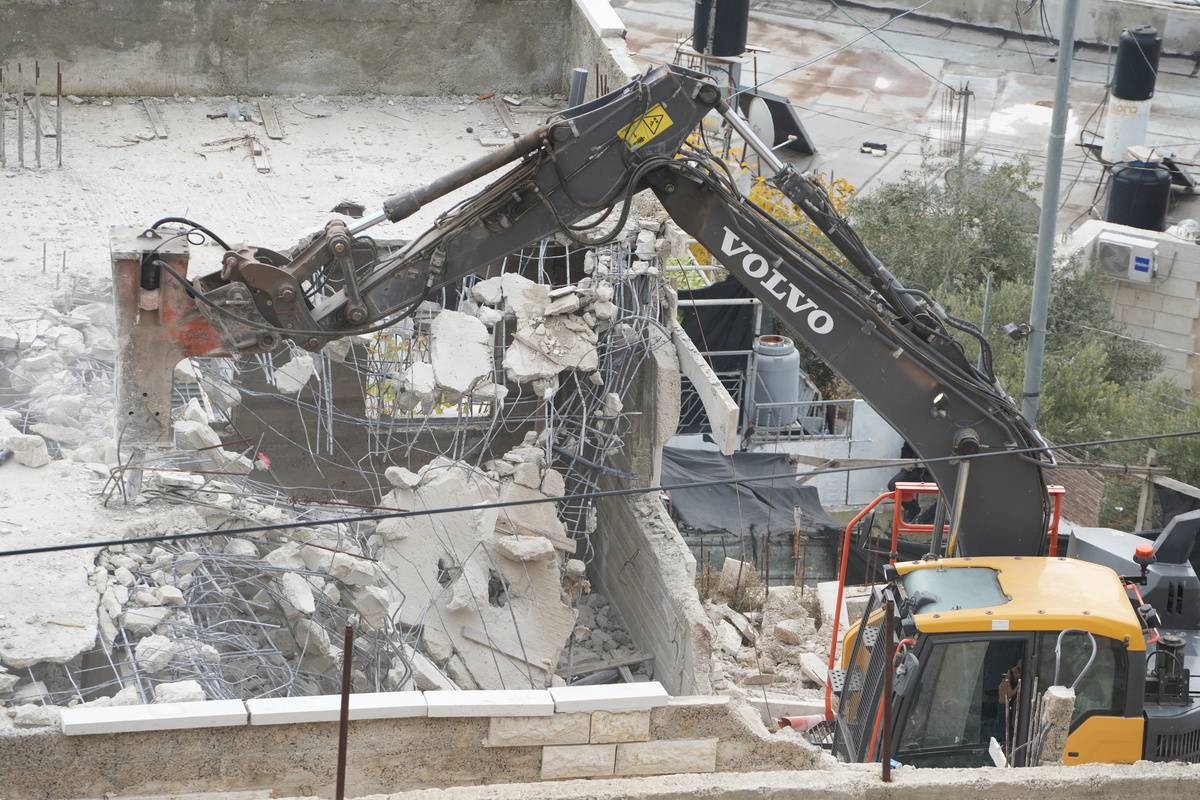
[112,64,1200,767]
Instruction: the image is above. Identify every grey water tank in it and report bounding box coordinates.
[749,335,800,430]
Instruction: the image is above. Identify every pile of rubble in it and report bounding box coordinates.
[1,214,683,720]
[704,559,830,705]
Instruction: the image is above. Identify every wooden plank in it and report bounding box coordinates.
[249,136,270,174]
[258,101,285,140]
[1152,475,1200,501]
[26,97,57,137]
[142,98,168,139]
[493,96,518,136]
[569,652,652,677]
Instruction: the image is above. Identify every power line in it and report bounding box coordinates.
[3,428,1199,560]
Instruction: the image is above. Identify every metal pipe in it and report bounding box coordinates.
[55,63,61,168]
[17,64,24,168]
[1021,0,1079,424]
[34,61,40,169]
[567,67,589,108]
[881,597,895,782]
[356,123,552,234]
[944,459,972,557]
[926,496,947,558]
[1,69,6,167]
[335,624,354,800]
[719,103,785,173]
[676,297,761,306]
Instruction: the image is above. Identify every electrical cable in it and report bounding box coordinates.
[3,428,1198,560]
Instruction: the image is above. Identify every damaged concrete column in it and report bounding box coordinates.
[1037,685,1076,765]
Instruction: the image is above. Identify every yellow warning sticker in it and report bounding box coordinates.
[617,102,674,150]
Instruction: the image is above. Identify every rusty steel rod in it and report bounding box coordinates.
[34,61,40,169]
[881,597,895,782]
[1,67,6,167]
[55,63,61,167]
[17,64,24,168]
[335,624,355,800]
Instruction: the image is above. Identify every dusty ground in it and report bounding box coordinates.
[0,93,563,313]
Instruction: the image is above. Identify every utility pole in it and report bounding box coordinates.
[957,82,970,194]
[1021,0,1079,425]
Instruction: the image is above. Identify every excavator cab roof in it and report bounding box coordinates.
[894,556,1144,650]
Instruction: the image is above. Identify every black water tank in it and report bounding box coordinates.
[1105,161,1172,231]
[1113,26,1162,101]
[693,0,750,57]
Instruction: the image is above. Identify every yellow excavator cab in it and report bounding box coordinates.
[832,556,1149,767]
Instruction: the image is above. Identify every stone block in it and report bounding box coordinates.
[590,710,650,743]
[550,681,668,713]
[60,699,247,735]
[425,689,554,717]
[614,738,717,776]
[246,691,426,725]
[485,712,591,747]
[540,743,616,779]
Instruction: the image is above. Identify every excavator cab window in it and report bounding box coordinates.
[896,634,1029,768]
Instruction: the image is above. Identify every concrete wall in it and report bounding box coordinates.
[1064,219,1200,395]
[589,321,715,697]
[0,0,571,96]
[0,695,825,799]
[848,0,1200,55]
[563,0,640,100]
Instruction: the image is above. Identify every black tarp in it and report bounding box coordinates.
[662,446,834,535]
[678,276,756,374]
[662,445,840,584]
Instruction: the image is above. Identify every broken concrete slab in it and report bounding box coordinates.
[174,419,222,450]
[430,310,493,397]
[500,273,550,317]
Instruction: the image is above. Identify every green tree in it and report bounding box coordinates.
[832,156,1195,526]
[848,158,1041,292]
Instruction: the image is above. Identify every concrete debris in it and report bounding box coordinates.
[716,558,762,600]
[430,310,493,397]
[154,680,206,703]
[772,617,816,646]
[174,419,222,450]
[347,585,392,629]
[400,361,437,409]
[2,432,50,467]
[182,397,209,424]
[122,606,172,636]
[9,703,61,728]
[499,273,550,317]
[504,316,598,384]
[274,353,318,394]
[385,465,422,489]
[134,634,176,673]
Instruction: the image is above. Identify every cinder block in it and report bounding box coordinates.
[425,689,554,717]
[549,681,668,713]
[61,699,248,735]
[246,691,426,725]
[614,738,718,776]
[486,712,591,747]
[541,743,616,779]
[590,710,650,743]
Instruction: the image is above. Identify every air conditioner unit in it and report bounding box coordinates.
[1095,231,1158,283]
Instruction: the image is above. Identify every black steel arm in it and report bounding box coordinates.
[187,64,1050,556]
